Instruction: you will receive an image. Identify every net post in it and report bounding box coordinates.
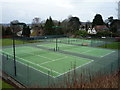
[6,54,8,60]
[58,47,59,51]
[56,38,58,51]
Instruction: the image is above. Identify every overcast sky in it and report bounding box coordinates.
[1,0,119,23]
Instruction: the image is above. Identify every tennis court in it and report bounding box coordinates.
[37,43,115,58]
[1,46,93,78]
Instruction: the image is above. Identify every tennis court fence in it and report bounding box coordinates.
[42,38,115,47]
[15,35,67,40]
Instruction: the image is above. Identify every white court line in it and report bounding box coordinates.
[1,52,55,78]
[55,60,94,78]
[18,48,68,58]
[37,44,55,49]
[35,64,60,74]
[16,55,61,75]
[80,50,92,54]
[1,49,95,78]
[40,56,68,65]
[60,47,116,58]
[27,52,52,61]
[1,51,61,77]
[17,50,53,61]
[2,47,68,65]
[16,60,56,78]
[17,49,68,62]
[100,51,116,58]
[37,44,53,48]
[17,49,95,75]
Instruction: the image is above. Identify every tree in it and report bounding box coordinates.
[5,26,13,35]
[92,14,105,27]
[32,17,40,25]
[61,19,69,34]
[68,16,81,32]
[32,17,41,30]
[44,16,55,35]
[2,25,5,36]
[108,16,114,23]
[54,21,64,35]
[105,16,114,28]
[10,20,22,34]
[22,24,31,37]
[110,19,120,33]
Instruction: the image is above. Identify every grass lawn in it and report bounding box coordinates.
[0,80,14,88]
[98,42,120,49]
[1,38,43,46]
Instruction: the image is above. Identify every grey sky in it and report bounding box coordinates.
[1,0,119,23]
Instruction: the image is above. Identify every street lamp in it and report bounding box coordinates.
[11,22,25,76]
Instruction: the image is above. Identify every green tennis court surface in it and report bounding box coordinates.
[37,43,115,58]
[1,46,93,78]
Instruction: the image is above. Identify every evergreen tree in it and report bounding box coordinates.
[44,17,55,35]
[26,26,31,37]
[44,19,50,35]
[22,24,31,37]
[92,14,105,27]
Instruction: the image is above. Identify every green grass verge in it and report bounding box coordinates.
[98,42,120,49]
[1,39,43,46]
[0,80,14,88]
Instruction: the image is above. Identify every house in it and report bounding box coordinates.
[30,26,44,37]
[87,28,97,34]
[31,29,44,36]
[79,22,92,31]
[87,28,92,34]
[94,25,109,32]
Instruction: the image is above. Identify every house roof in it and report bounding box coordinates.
[94,25,109,30]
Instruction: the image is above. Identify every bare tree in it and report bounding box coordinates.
[32,17,41,30]
[32,17,41,25]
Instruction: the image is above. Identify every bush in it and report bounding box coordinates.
[74,30,88,37]
[97,30,111,37]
